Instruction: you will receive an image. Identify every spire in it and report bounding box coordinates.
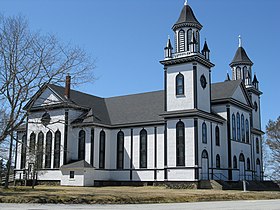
[173,2,202,30]
[252,73,259,90]
[165,35,173,49]
[202,39,210,60]
[230,36,253,67]
[164,35,173,59]
[245,71,251,86]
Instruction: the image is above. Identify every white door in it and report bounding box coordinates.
[201,150,209,180]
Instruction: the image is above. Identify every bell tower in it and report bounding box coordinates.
[161,1,214,113]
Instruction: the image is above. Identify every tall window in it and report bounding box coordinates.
[247,158,250,170]
[236,66,241,79]
[187,29,192,51]
[29,133,36,154]
[117,131,124,169]
[78,130,86,160]
[237,113,241,141]
[232,114,236,141]
[140,129,147,168]
[233,156,237,169]
[256,138,260,154]
[245,119,249,143]
[45,131,52,168]
[178,29,185,52]
[202,122,207,144]
[196,30,200,51]
[216,154,221,169]
[176,73,184,96]
[215,126,220,146]
[176,121,185,166]
[239,153,245,162]
[20,135,27,169]
[256,158,260,165]
[99,131,106,169]
[241,114,245,142]
[90,128,94,166]
[202,150,208,159]
[53,130,61,168]
[37,132,44,169]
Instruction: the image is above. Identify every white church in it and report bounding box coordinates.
[15,2,264,187]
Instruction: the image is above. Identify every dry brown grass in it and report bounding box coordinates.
[0,185,280,204]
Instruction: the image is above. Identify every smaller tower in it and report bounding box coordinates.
[252,73,259,90]
[164,36,173,59]
[230,36,253,82]
[245,71,251,86]
[202,40,210,60]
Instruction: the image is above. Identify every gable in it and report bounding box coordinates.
[32,87,63,108]
[232,85,249,105]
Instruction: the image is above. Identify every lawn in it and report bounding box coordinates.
[0,186,280,204]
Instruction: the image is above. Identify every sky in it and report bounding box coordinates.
[1,0,279,130]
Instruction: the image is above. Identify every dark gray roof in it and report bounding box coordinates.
[49,84,164,126]
[61,160,93,169]
[211,80,242,101]
[230,47,253,67]
[173,4,202,30]
[202,40,210,52]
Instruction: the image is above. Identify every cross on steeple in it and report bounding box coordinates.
[239,35,242,48]
[184,0,188,6]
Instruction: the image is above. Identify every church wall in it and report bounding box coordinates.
[37,170,61,181]
[196,63,211,113]
[166,63,194,111]
[251,94,261,130]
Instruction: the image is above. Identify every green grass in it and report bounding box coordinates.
[0,186,280,204]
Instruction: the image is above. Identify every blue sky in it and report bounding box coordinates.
[1,0,279,129]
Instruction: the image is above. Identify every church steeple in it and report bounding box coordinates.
[230,36,253,82]
[164,36,173,59]
[202,40,210,60]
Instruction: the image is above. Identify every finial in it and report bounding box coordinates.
[238,35,242,47]
[184,0,188,6]
[168,35,170,40]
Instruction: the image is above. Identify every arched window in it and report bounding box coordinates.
[245,119,249,143]
[176,121,185,166]
[20,135,27,169]
[202,150,208,159]
[237,113,241,141]
[117,131,124,169]
[256,138,260,154]
[99,131,106,169]
[176,73,184,96]
[45,131,52,168]
[247,158,250,170]
[78,130,86,160]
[53,130,61,168]
[37,132,44,169]
[256,158,260,165]
[216,154,221,169]
[232,114,236,141]
[140,129,147,168]
[243,66,247,79]
[241,114,245,142]
[196,30,200,51]
[236,66,241,79]
[202,122,207,144]
[215,126,220,146]
[239,153,245,162]
[233,156,237,169]
[187,29,192,51]
[178,29,185,52]
[29,133,36,154]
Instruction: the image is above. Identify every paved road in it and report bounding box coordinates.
[0,200,280,210]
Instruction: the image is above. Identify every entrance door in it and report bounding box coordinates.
[201,150,209,180]
[239,153,245,180]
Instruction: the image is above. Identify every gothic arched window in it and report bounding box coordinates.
[215,126,220,146]
[37,132,44,169]
[202,150,208,159]
[99,131,106,169]
[233,156,237,169]
[202,122,207,144]
[256,138,260,154]
[239,153,245,162]
[29,133,36,154]
[178,29,185,52]
[20,135,27,169]
[140,129,147,168]
[176,121,185,166]
[241,114,245,142]
[247,158,250,170]
[236,66,241,79]
[176,73,184,96]
[78,130,86,160]
[45,131,52,168]
[237,113,241,141]
[246,119,249,143]
[216,154,221,169]
[117,131,124,169]
[53,130,61,168]
[232,114,236,141]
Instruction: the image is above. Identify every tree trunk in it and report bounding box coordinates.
[4,132,14,189]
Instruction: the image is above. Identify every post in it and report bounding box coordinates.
[243,180,247,192]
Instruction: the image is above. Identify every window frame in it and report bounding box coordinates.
[175,73,184,96]
[78,130,86,161]
[139,129,148,168]
[53,130,61,168]
[176,121,185,167]
[117,131,125,170]
[99,130,106,169]
[202,122,207,144]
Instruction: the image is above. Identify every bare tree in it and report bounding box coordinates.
[266,116,280,180]
[0,14,95,188]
